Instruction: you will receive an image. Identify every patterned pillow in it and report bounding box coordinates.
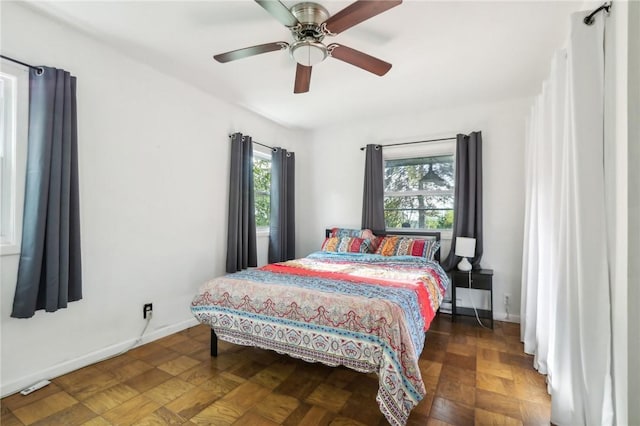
[329,228,380,251]
[321,236,373,253]
[374,236,440,260]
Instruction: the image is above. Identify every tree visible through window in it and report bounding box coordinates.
[253,154,271,229]
[384,155,455,230]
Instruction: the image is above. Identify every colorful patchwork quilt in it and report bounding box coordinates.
[191,251,449,426]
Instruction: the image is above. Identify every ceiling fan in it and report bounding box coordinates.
[213,0,402,94]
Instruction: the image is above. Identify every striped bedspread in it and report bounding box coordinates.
[191,251,448,426]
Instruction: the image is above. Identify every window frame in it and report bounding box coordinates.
[382,139,456,240]
[253,147,272,235]
[0,63,29,256]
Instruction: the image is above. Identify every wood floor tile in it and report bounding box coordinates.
[447,341,478,357]
[130,407,185,425]
[436,379,476,406]
[305,383,352,413]
[157,355,201,376]
[475,407,523,426]
[475,389,522,420]
[101,395,160,425]
[132,345,182,367]
[477,359,514,380]
[439,364,476,387]
[1,317,551,426]
[425,417,456,426]
[123,368,173,393]
[476,372,517,397]
[164,387,223,420]
[218,381,272,414]
[419,359,443,378]
[325,367,358,389]
[189,400,242,425]
[297,405,336,426]
[411,392,434,418]
[54,366,120,400]
[1,382,63,411]
[338,392,385,425]
[177,376,238,409]
[478,348,502,362]
[110,359,155,382]
[143,377,194,405]
[12,391,78,425]
[31,402,96,426]
[275,372,322,400]
[430,396,474,426]
[252,392,300,423]
[443,352,476,370]
[343,374,379,399]
[168,338,208,355]
[249,360,297,389]
[329,415,368,426]
[233,410,280,425]
[1,411,26,426]
[82,384,140,414]
[519,400,551,425]
[93,354,136,373]
[227,360,271,379]
[81,417,112,426]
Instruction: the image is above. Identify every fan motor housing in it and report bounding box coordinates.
[290,2,329,39]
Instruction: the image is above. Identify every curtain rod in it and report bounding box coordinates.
[0,54,44,74]
[583,1,611,25]
[228,134,274,151]
[359,136,456,151]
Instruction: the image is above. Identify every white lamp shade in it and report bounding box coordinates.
[455,237,476,258]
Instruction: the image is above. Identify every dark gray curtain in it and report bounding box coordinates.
[361,144,385,234]
[12,67,82,318]
[442,131,484,271]
[226,132,257,273]
[268,148,295,263]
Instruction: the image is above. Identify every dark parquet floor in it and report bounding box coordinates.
[1,314,550,425]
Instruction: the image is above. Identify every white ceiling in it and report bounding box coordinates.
[27,0,582,130]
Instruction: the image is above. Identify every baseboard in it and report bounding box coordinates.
[0,317,199,398]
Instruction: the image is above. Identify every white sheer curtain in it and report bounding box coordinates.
[521,11,614,426]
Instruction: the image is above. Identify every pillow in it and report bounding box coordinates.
[329,228,380,251]
[374,236,440,260]
[321,236,373,253]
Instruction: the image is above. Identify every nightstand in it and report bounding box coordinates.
[451,269,494,329]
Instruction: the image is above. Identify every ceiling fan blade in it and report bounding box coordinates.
[323,0,402,35]
[294,64,312,94]
[213,42,289,63]
[328,44,392,76]
[255,0,300,27]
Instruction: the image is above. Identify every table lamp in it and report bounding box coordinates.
[455,237,476,271]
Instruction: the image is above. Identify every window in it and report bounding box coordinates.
[253,150,271,230]
[0,64,28,255]
[384,154,455,230]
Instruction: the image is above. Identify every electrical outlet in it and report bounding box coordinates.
[143,303,153,319]
[504,294,510,306]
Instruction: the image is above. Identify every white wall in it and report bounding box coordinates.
[0,2,307,397]
[626,2,639,424]
[297,98,530,322]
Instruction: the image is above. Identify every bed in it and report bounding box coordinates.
[190,229,449,426]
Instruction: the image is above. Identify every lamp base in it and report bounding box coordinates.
[457,257,472,271]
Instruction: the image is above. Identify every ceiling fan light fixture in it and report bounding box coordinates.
[290,39,327,66]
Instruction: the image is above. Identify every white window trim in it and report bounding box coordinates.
[0,63,28,256]
[383,139,456,240]
[253,147,271,235]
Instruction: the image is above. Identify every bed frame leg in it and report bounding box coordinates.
[210,329,218,357]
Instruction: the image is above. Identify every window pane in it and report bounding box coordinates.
[253,156,271,228]
[384,155,454,230]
